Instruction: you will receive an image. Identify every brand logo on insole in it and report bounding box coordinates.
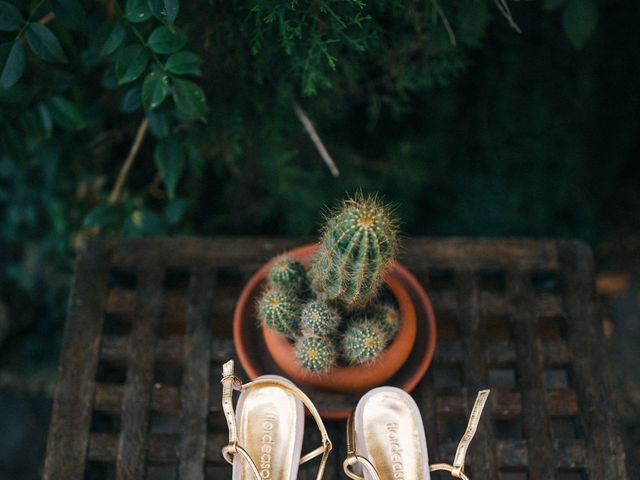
[259,412,277,478]
[386,422,404,479]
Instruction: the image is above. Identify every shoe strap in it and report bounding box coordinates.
[343,389,490,480]
[221,360,333,480]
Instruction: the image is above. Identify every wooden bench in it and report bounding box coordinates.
[43,237,629,479]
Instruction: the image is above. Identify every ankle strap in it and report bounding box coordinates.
[221,360,332,480]
[343,389,491,480]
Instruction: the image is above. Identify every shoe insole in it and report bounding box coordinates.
[356,388,430,480]
[235,379,303,480]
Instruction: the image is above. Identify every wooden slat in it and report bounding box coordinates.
[178,270,215,480]
[94,384,181,416]
[108,237,310,268]
[415,371,441,463]
[43,240,110,480]
[435,389,577,419]
[441,439,587,469]
[89,433,227,464]
[414,272,443,463]
[101,335,233,365]
[558,241,629,479]
[507,268,555,478]
[401,238,559,270]
[436,339,570,367]
[430,291,564,318]
[455,271,499,478]
[116,268,164,480]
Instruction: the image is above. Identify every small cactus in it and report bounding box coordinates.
[257,287,300,338]
[342,320,387,365]
[310,193,398,310]
[371,303,400,340]
[268,256,307,293]
[296,335,337,373]
[301,300,340,335]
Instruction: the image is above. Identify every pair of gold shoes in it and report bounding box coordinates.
[221,360,489,480]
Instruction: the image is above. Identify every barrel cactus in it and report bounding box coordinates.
[371,303,400,340]
[309,194,398,310]
[342,320,388,365]
[257,287,300,338]
[268,256,307,293]
[296,335,337,373]
[301,300,340,336]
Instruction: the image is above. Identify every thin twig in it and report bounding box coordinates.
[494,0,522,33]
[292,100,340,177]
[431,0,456,46]
[39,11,56,25]
[109,118,149,204]
[311,0,325,33]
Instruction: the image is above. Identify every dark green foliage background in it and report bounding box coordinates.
[1,0,639,369]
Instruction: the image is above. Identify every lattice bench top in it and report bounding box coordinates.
[43,237,628,480]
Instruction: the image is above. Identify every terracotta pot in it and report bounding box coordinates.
[234,243,418,392]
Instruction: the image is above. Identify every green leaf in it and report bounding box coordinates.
[120,86,142,113]
[47,95,85,130]
[53,0,87,30]
[141,70,169,111]
[126,0,152,23]
[165,51,202,76]
[154,138,184,198]
[172,77,207,119]
[148,26,187,54]
[186,141,204,174]
[116,45,149,84]
[164,197,186,225]
[37,102,53,137]
[563,0,598,49]
[26,23,68,63]
[147,0,179,25]
[0,41,25,88]
[543,0,566,11]
[126,209,167,235]
[84,203,119,228]
[100,22,126,56]
[146,110,169,138]
[0,1,24,31]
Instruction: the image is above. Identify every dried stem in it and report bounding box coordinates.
[431,0,456,46]
[292,100,340,177]
[109,118,149,204]
[39,11,56,25]
[494,0,522,33]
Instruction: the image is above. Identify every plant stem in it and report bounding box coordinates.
[292,99,339,177]
[109,117,149,204]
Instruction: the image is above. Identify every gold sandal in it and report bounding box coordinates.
[221,360,333,480]
[343,387,490,480]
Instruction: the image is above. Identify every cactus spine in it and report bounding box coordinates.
[342,320,387,364]
[310,194,398,310]
[257,287,300,338]
[301,300,340,336]
[268,256,307,293]
[371,303,400,339]
[296,335,337,373]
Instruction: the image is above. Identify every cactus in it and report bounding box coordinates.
[296,335,337,373]
[257,287,300,338]
[309,193,398,310]
[371,303,400,340]
[301,300,340,335]
[342,319,387,365]
[268,256,307,293]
